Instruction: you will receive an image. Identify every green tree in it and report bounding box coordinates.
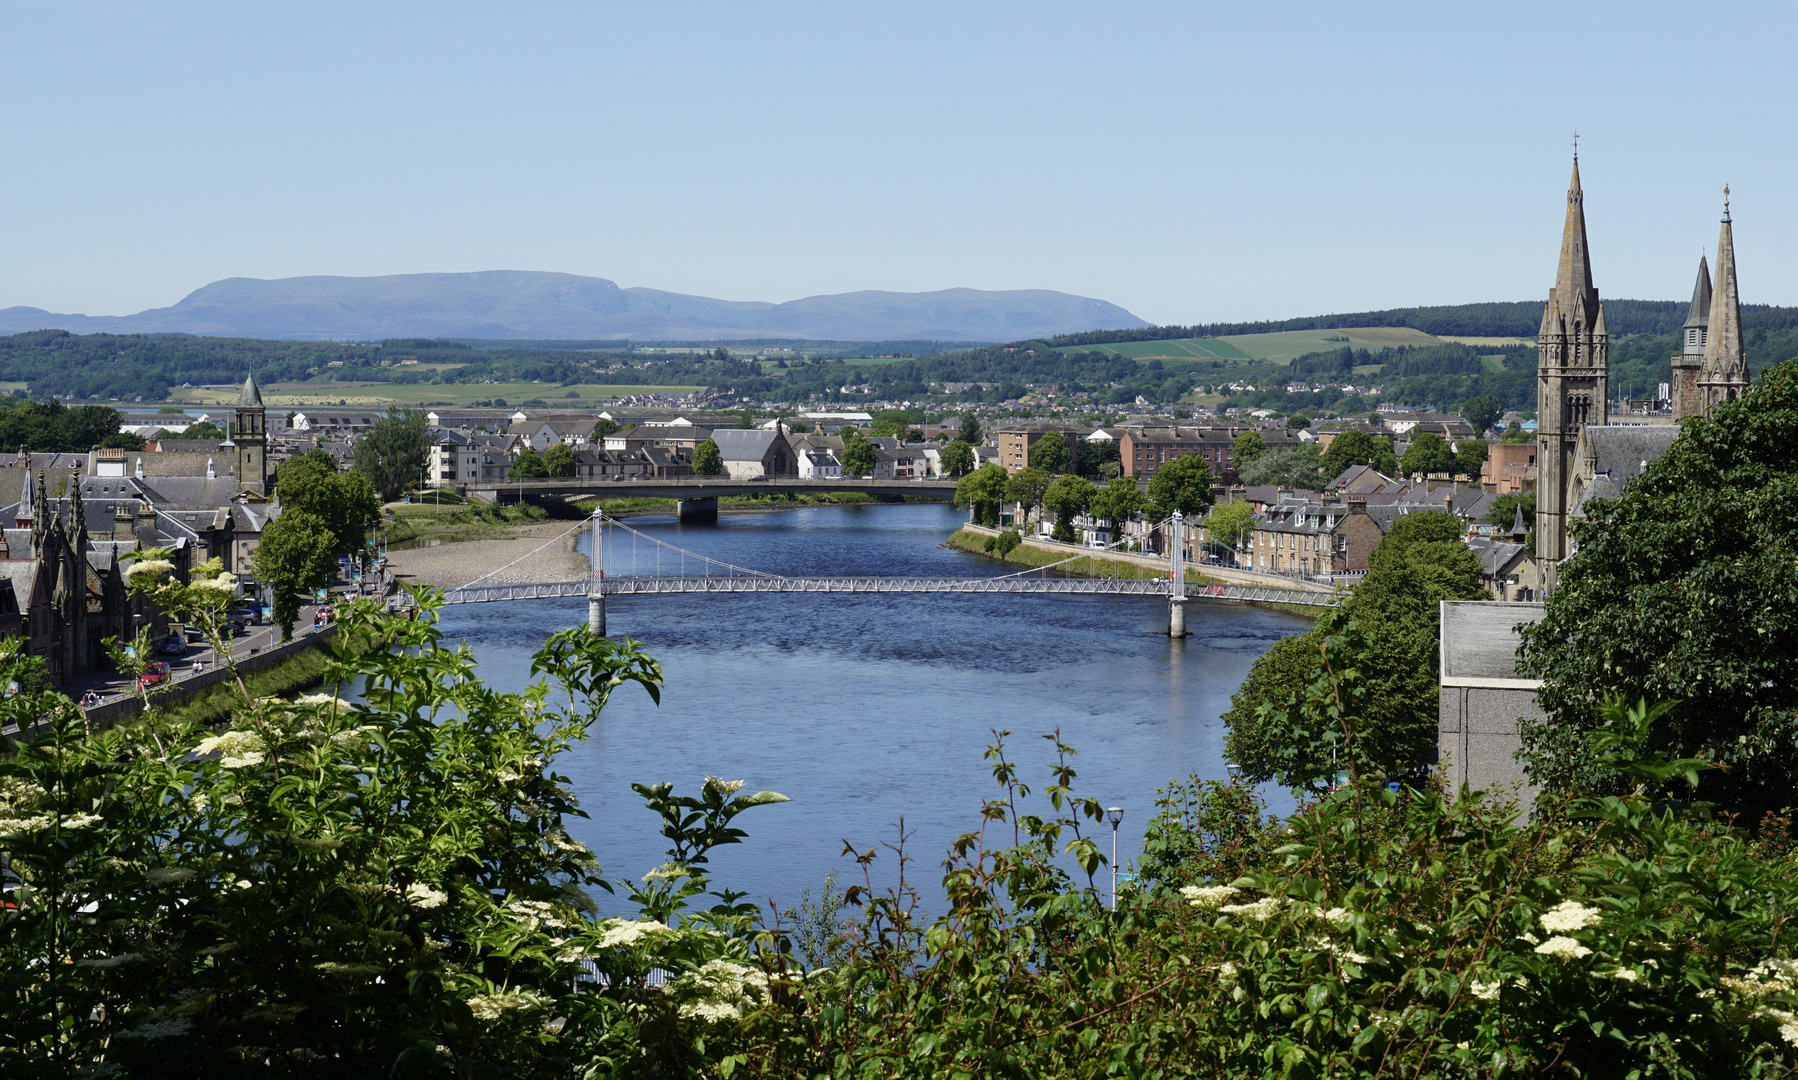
[693,438,724,476]
[509,447,550,479]
[1224,510,1481,790]
[957,413,983,446]
[351,406,431,500]
[543,443,577,478]
[252,510,341,638]
[1043,474,1096,542]
[1147,453,1215,520]
[1453,439,1489,480]
[1238,445,1326,491]
[591,417,622,441]
[1462,392,1504,433]
[181,420,226,441]
[1501,420,1529,444]
[1285,414,1311,430]
[1231,430,1267,469]
[939,439,975,477]
[1317,429,1397,478]
[1202,500,1256,553]
[1089,477,1146,533]
[1485,490,1536,531]
[99,431,145,451]
[841,431,879,476]
[1030,431,1072,473]
[955,463,1008,527]
[275,455,380,559]
[1398,431,1456,476]
[1004,466,1051,527]
[1518,361,1798,818]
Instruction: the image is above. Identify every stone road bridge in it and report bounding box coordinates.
[466,477,959,520]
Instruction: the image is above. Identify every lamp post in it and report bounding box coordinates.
[1226,761,1243,784]
[1106,806,1123,910]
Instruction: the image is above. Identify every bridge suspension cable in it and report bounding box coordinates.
[593,513,783,580]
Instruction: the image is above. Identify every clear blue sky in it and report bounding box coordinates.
[3,1,1793,327]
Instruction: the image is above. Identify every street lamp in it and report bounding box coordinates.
[1106,806,1123,910]
[1226,761,1243,784]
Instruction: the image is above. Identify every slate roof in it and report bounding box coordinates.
[708,429,783,462]
[1583,426,1678,486]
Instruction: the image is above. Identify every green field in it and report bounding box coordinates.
[170,381,705,407]
[1059,326,1443,365]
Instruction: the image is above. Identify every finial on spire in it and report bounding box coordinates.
[1723,184,1731,222]
[1572,130,1580,158]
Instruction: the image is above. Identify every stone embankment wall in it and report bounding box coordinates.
[956,523,1336,594]
[79,627,338,728]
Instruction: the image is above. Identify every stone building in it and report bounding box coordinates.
[1671,191,1751,420]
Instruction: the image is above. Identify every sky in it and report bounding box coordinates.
[3,0,1795,328]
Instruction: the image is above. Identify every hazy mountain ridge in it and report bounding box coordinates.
[0,270,1149,342]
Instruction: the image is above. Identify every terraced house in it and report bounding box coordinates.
[1118,425,1300,479]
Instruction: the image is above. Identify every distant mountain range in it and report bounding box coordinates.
[0,271,1149,343]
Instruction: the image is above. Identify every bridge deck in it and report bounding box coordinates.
[400,577,1336,607]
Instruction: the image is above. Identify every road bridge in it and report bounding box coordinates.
[465,477,958,521]
[392,512,1341,635]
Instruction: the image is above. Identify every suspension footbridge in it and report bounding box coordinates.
[389,512,1339,636]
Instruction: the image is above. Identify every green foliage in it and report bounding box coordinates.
[693,437,724,476]
[954,463,1007,527]
[1453,438,1488,479]
[181,420,225,441]
[253,511,340,638]
[591,417,622,441]
[1285,413,1311,430]
[1226,511,1481,789]
[994,528,1022,557]
[956,413,982,445]
[1486,490,1536,531]
[1519,360,1798,819]
[1029,430,1072,473]
[275,452,380,558]
[1004,466,1051,526]
[97,431,145,451]
[1090,476,1147,531]
[1135,775,1282,896]
[0,399,124,453]
[1043,474,1095,542]
[1239,445,1327,490]
[543,443,576,478]
[1462,392,1503,433]
[938,439,974,477]
[1203,499,1256,551]
[350,406,431,500]
[1146,452,1216,520]
[1317,429,1397,478]
[508,446,550,479]
[840,431,878,477]
[1398,430,1456,476]
[1232,429,1267,468]
[1501,419,1529,444]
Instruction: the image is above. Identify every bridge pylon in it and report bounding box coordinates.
[589,509,607,637]
[1168,512,1188,638]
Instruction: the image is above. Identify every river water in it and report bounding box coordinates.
[427,503,1309,913]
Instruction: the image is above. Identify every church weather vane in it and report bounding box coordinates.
[1572,130,1579,157]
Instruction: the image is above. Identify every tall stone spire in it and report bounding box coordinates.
[1535,154,1609,595]
[1669,255,1710,419]
[14,449,34,530]
[1699,187,1749,411]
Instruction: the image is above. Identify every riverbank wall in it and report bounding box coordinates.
[78,628,338,729]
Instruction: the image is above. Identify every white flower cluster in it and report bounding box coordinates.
[146,867,196,886]
[1539,899,1604,933]
[1219,896,1287,922]
[1180,884,1238,910]
[596,918,669,949]
[76,952,145,968]
[0,776,46,811]
[670,959,770,1022]
[0,810,101,836]
[466,990,546,1022]
[705,776,746,798]
[117,1017,193,1039]
[405,883,448,910]
[504,897,573,932]
[189,572,239,596]
[195,729,267,770]
[1313,936,1372,965]
[1533,936,1592,960]
[1722,958,1798,1047]
[126,559,175,581]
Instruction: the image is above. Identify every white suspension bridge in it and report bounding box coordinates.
[391,512,1339,637]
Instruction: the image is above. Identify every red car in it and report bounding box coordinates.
[137,662,172,689]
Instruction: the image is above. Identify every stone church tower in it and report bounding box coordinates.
[1536,157,1608,594]
[233,374,268,495]
[1697,190,1750,413]
[1669,256,1709,420]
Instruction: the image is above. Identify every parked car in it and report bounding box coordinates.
[157,634,187,657]
[223,619,246,636]
[137,662,171,689]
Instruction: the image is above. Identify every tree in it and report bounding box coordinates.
[1501,420,1529,444]
[1043,474,1095,542]
[957,413,983,446]
[1285,414,1311,430]
[1461,393,1504,434]
[1239,446,1327,491]
[1231,430,1267,469]
[99,431,145,451]
[1317,430,1397,479]
[591,418,622,441]
[1398,431,1456,476]
[1004,467,1051,527]
[509,447,550,479]
[1453,439,1489,480]
[1202,500,1256,554]
[181,420,225,441]
[841,432,878,477]
[1517,361,1798,818]
[1030,431,1072,474]
[693,438,724,476]
[543,443,576,478]
[1225,510,1481,790]
[253,510,341,638]
[1485,490,1536,531]
[352,407,431,500]
[1147,453,1215,520]
[954,463,1008,527]
[275,455,380,559]
[1090,477,1146,533]
[939,440,975,477]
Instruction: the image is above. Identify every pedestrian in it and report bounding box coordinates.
[192,658,204,675]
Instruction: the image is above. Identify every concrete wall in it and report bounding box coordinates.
[1438,601,1547,808]
[77,626,337,729]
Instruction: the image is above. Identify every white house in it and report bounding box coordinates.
[426,430,485,488]
[797,448,841,479]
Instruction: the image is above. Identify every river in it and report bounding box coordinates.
[427,503,1309,913]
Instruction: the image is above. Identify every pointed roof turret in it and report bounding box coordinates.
[1540,155,1603,337]
[15,450,34,529]
[239,374,264,407]
[1684,255,1712,330]
[1701,187,1745,379]
[1510,503,1528,542]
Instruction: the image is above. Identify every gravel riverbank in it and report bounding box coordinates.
[386,521,589,587]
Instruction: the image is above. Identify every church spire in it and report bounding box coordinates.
[1684,254,1712,332]
[1539,156,1602,339]
[1699,185,1748,408]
